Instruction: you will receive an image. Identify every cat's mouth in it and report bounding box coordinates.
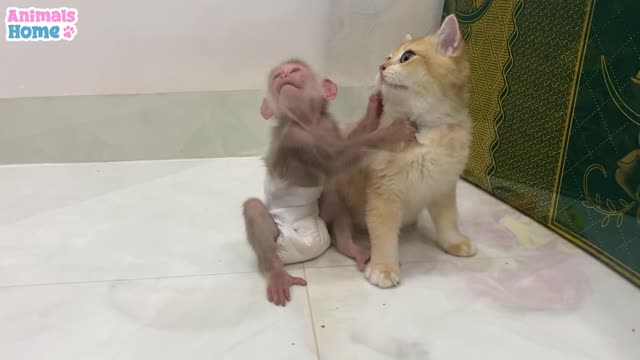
[381,77,408,90]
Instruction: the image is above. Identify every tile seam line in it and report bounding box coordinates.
[0,252,562,288]
[0,269,260,289]
[303,263,321,360]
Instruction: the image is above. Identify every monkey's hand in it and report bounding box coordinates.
[373,117,418,148]
[348,91,384,139]
[266,269,307,306]
[362,91,383,131]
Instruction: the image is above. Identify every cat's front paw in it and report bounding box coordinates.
[442,235,477,257]
[365,262,400,288]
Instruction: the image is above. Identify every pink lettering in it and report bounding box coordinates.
[5,7,78,25]
[35,11,50,22]
[19,10,29,22]
[6,9,18,22]
[51,11,61,22]
[66,10,76,23]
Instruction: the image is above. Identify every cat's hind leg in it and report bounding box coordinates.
[426,186,476,257]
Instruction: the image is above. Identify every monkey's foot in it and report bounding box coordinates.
[441,235,477,257]
[365,262,400,288]
[353,246,371,272]
[336,243,371,272]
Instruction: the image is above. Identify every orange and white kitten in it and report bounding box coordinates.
[335,15,476,288]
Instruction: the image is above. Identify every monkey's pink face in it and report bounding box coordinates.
[260,61,338,120]
[269,62,311,98]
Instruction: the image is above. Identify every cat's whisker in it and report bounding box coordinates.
[381,76,408,90]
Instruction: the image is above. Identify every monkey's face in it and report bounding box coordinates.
[260,61,338,120]
[269,62,313,100]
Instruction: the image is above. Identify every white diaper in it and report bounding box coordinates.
[264,174,331,264]
[273,213,331,264]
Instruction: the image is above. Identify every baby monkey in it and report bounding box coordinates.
[242,59,416,306]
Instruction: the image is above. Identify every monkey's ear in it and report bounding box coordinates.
[260,98,273,120]
[436,14,462,56]
[321,79,338,101]
[404,33,412,41]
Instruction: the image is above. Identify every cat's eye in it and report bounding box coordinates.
[290,67,300,73]
[400,50,416,63]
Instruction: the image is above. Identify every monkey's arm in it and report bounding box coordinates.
[326,118,418,171]
[282,123,371,176]
[342,117,417,151]
[284,118,414,176]
[347,116,378,140]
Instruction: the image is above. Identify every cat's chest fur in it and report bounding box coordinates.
[376,93,471,221]
[381,91,463,131]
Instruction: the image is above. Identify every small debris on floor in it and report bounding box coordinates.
[321,325,325,328]
[291,342,295,345]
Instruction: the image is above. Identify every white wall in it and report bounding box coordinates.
[326,0,445,87]
[1,0,444,99]
[0,0,331,98]
[0,0,444,164]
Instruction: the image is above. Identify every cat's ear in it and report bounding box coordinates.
[404,33,412,41]
[260,98,273,120]
[436,14,462,56]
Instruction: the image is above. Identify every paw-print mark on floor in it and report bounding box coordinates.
[62,25,76,40]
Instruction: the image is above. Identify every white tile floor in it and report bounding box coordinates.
[0,157,638,360]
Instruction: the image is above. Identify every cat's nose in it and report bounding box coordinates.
[379,64,387,71]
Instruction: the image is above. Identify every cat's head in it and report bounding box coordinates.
[376,15,470,107]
